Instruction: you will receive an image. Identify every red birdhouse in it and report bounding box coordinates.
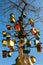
[14,22,21,32]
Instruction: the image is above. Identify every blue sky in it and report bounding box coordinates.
[0,0,43,65]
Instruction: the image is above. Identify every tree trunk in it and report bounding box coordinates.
[18,41,33,65]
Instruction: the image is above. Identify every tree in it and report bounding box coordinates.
[0,0,43,65]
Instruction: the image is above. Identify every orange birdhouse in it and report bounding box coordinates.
[29,18,34,24]
[6,25,11,30]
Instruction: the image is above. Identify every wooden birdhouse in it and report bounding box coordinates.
[26,40,31,47]
[28,57,33,65]
[16,56,21,65]
[8,39,14,51]
[23,12,26,18]
[10,13,16,23]
[2,50,7,58]
[2,39,7,46]
[14,22,21,32]
[6,25,11,30]
[34,33,40,40]
[36,43,42,52]
[10,13,15,17]
[23,48,30,54]
[2,31,7,37]
[30,28,37,35]
[29,18,34,27]
[30,56,36,63]
[6,33,11,40]
[35,28,40,33]
[7,51,12,57]
[34,40,39,45]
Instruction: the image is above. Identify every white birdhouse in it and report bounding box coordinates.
[8,39,14,51]
[34,40,39,45]
[8,51,12,57]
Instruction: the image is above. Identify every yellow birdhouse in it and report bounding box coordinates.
[2,31,7,37]
[30,56,36,63]
[10,13,16,23]
[16,56,21,65]
[36,29,40,33]
[2,39,7,46]
[10,13,15,17]
[34,33,40,39]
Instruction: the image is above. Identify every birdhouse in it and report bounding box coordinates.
[18,56,21,60]
[14,22,21,32]
[23,44,30,54]
[34,33,40,40]
[26,40,31,47]
[6,33,11,40]
[19,16,23,21]
[12,64,16,65]
[6,25,11,30]
[2,50,7,58]
[29,18,34,27]
[10,13,15,17]
[14,33,18,37]
[19,38,24,43]
[10,17,16,23]
[7,51,12,57]
[23,49,30,54]
[36,43,42,52]
[8,39,14,51]
[30,28,37,35]
[28,57,33,65]
[34,40,39,45]
[35,28,40,33]
[19,38,27,47]
[2,39,7,46]
[24,38,27,44]
[10,13,16,23]
[23,12,26,18]
[30,56,36,63]
[2,31,7,37]
[16,57,21,65]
